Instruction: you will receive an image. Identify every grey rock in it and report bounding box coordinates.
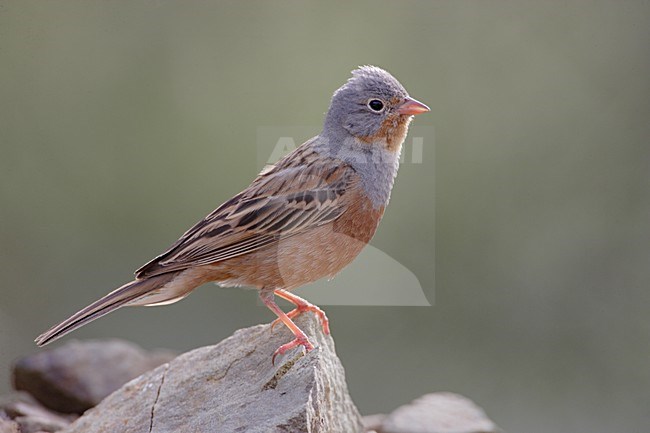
[378,393,501,433]
[362,413,386,432]
[13,339,176,414]
[0,392,40,418]
[0,411,19,433]
[0,418,19,433]
[0,392,75,433]
[14,415,69,433]
[62,314,363,433]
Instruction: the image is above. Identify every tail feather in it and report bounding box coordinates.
[35,272,177,346]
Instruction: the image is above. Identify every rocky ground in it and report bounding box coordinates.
[1,315,500,433]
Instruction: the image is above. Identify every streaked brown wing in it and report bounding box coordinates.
[135,155,357,279]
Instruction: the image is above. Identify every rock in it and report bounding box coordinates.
[61,314,363,433]
[377,393,501,433]
[0,417,19,433]
[14,415,69,433]
[0,392,75,433]
[13,339,177,414]
[0,411,19,433]
[362,413,387,432]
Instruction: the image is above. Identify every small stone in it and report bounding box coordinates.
[379,393,501,433]
[0,418,19,433]
[13,340,176,414]
[0,393,74,433]
[0,411,19,433]
[363,413,387,432]
[14,415,69,433]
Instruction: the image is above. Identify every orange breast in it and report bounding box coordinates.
[203,191,384,291]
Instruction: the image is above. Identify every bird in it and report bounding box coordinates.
[35,66,429,362]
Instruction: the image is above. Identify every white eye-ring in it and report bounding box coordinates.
[367,98,385,113]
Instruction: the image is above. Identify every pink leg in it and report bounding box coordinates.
[260,291,314,364]
[272,289,330,335]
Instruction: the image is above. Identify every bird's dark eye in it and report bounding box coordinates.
[368,99,385,112]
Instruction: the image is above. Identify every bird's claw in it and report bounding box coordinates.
[271,336,314,365]
[270,306,330,335]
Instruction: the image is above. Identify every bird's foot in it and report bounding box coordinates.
[271,305,330,335]
[272,335,314,365]
[270,290,330,335]
[290,303,330,335]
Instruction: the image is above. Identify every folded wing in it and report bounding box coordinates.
[135,158,357,279]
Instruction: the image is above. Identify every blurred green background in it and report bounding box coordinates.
[2,1,649,432]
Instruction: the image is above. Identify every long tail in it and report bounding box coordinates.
[35,272,178,346]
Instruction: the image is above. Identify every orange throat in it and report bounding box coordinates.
[360,114,412,153]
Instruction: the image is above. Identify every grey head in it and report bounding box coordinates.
[316,66,429,207]
[321,65,428,141]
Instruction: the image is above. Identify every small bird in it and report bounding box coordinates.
[35,66,429,362]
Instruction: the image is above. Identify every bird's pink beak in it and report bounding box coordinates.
[397,97,430,115]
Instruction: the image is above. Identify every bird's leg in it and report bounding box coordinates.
[260,291,314,364]
[271,289,330,335]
